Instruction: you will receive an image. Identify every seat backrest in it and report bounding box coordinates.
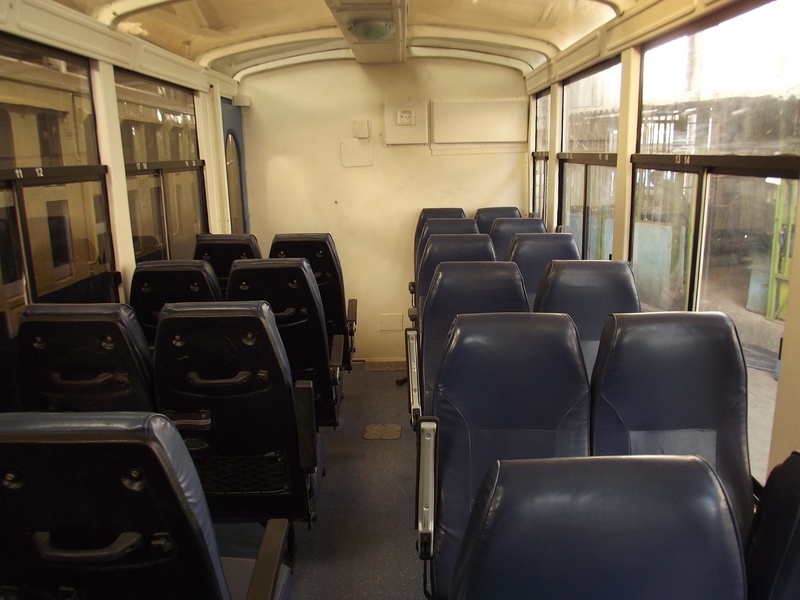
[431,312,590,599]
[533,260,640,373]
[489,217,546,259]
[416,234,496,311]
[415,218,479,275]
[226,258,339,427]
[269,233,352,369]
[452,456,747,600]
[0,411,231,600]
[193,233,262,290]
[414,208,466,260]
[16,303,154,412]
[154,299,315,522]
[473,206,522,234]
[746,451,800,600]
[507,233,581,309]
[591,311,752,537]
[419,261,528,417]
[129,260,223,346]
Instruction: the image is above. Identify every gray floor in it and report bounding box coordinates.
[215,364,428,599]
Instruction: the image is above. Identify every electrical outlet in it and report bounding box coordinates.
[396,110,415,126]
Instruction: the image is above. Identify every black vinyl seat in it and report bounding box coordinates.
[414,218,480,279]
[473,206,522,234]
[746,451,800,600]
[193,233,262,290]
[226,259,343,428]
[507,233,581,309]
[269,233,357,371]
[591,311,753,537]
[488,217,547,260]
[451,456,746,600]
[154,300,323,523]
[16,303,154,412]
[0,411,293,600]
[533,259,640,374]
[416,312,590,599]
[129,259,223,347]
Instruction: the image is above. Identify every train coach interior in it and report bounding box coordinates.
[1,0,800,598]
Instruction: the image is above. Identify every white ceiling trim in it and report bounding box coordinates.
[92,0,174,26]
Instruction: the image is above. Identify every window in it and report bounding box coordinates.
[532,92,550,220]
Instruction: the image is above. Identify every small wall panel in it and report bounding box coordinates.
[431,99,528,144]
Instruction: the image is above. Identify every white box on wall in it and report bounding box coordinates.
[384,100,429,145]
[431,99,528,144]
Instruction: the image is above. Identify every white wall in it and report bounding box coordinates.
[240,58,528,362]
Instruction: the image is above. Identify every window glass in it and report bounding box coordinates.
[164,170,204,259]
[0,186,25,333]
[128,174,166,262]
[226,133,245,234]
[641,0,800,155]
[585,165,615,260]
[562,163,585,250]
[535,92,550,152]
[564,63,621,152]
[533,158,548,220]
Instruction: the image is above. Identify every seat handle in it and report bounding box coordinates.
[33,531,142,563]
[186,370,253,387]
[51,372,115,387]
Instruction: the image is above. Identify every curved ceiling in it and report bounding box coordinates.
[50,0,634,78]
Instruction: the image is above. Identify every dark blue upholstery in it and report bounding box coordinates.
[591,311,752,537]
[416,234,496,312]
[431,312,590,599]
[16,303,154,411]
[452,456,746,600]
[0,412,293,600]
[414,208,466,264]
[419,261,528,417]
[226,258,342,427]
[154,300,323,523]
[193,233,262,290]
[746,451,800,600]
[533,260,640,373]
[415,218,480,276]
[129,259,223,346]
[269,233,356,371]
[488,217,546,259]
[473,206,521,234]
[507,233,581,309]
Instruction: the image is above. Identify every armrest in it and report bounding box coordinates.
[347,298,357,333]
[294,380,318,471]
[329,334,344,385]
[416,418,438,561]
[246,519,293,600]
[405,328,421,429]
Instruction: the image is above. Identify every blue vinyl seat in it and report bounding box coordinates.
[129,259,223,347]
[0,412,293,600]
[451,456,746,600]
[269,233,357,371]
[591,311,753,537]
[16,303,154,412]
[226,259,343,428]
[473,206,522,234]
[193,233,262,291]
[533,260,640,374]
[154,300,323,523]
[417,312,590,599]
[413,208,466,263]
[488,217,546,259]
[414,218,480,280]
[507,233,581,309]
[746,451,800,600]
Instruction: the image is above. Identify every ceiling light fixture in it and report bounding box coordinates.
[348,20,396,42]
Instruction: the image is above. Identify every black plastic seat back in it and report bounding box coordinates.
[452,456,746,600]
[129,260,223,347]
[534,260,640,373]
[746,451,800,600]
[507,233,581,309]
[154,300,317,522]
[16,303,154,412]
[193,233,262,290]
[489,217,547,260]
[415,218,479,276]
[269,233,354,370]
[430,312,590,599]
[0,412,231,600]
[474,206,522,234]
[419,261,528,417]
[227,258,340,427]
[591,311,752,537]
[414,208,466,263]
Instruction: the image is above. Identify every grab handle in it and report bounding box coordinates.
[33,531,142,563]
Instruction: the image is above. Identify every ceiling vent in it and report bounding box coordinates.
[325,0,407,64]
